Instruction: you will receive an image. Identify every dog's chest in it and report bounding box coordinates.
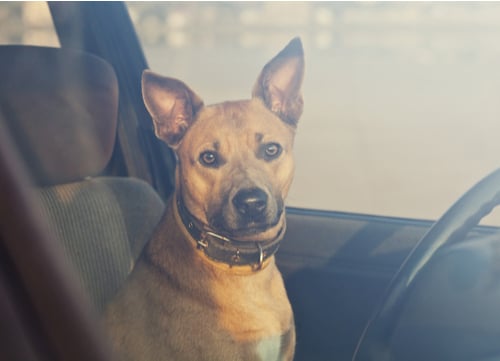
[208,266,294,360]
[256,336,281,361]
[253,326,294,361]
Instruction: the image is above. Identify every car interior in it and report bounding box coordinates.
[1,2,500,361]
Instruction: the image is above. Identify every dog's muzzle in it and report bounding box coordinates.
[176,197,283,270]
[209,185,283,238]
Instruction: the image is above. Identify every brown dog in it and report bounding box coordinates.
[104,37,304,361]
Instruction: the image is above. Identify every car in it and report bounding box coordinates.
[1,2,500,361]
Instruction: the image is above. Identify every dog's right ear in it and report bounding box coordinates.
[142,70,204,148]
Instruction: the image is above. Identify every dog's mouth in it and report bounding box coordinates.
[209,216,283,241]
[208,208,284,242]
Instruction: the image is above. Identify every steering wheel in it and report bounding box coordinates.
[352,168,500,361]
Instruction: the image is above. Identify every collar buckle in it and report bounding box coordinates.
[256,242,264,270]
[205,231,231,243]
[196,237,208,250]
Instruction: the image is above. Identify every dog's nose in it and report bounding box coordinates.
[232,188,268,219]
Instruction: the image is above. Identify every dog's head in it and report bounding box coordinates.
[142,38,304,242]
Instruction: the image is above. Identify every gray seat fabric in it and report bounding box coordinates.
[0,45,165,312]
[37,178,164,311]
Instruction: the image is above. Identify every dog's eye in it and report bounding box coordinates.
[199,151,219,167]
[263,143,282,160]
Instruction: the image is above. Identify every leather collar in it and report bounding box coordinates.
[176,197,283,270]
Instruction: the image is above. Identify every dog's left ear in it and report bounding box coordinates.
[252,37,304,127]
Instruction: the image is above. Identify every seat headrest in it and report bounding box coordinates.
[0,45,119,186]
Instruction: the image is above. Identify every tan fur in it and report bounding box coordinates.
[104,38,304,361]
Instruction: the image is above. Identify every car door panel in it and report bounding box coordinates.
[278,208,499,360]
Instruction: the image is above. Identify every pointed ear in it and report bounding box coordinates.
[252,37,305,127]
[142,70,204,148]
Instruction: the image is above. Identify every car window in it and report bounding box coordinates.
[1,2,58,46]
[131,3,500,224]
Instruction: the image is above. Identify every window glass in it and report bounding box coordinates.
[129,2,500,222]
[0,2,59,46]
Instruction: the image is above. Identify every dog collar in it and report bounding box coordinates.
[176,197,283,270]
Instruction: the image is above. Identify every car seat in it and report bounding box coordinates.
[0,45,165,312]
